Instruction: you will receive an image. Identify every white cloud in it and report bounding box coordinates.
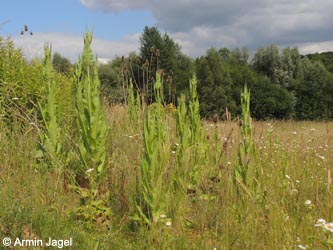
[11,32,140,62]
[80,0,333,55]
[298,41,333,55]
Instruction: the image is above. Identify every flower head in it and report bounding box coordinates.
[315,219,333,232]
[86,168,94,173]
[304,200,312,206]
[165,221,172,227]
[324,222,333,232]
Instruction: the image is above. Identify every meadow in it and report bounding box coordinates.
[1,105,332,249]
[0,32,333,250]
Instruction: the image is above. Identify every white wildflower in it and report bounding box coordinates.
[285,174,291,179]
[86,168,94,173]
[315,219,333,232]
[315,219,326,226]
[165,221,172,226]
[325,222,333,232]
[160,214,167,218]
[304,200,311,206]
[318,155,325,161]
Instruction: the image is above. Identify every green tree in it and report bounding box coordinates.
[306,52,333,74]
[196,48,236,118]
[250,76,295,119]
[139,26,193,103]
[252,44,282,83]
[52,52,73,76]
[291,60,333,119]
[98,59,124,103]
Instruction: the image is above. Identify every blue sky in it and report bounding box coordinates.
[1,0,153,39]
[1,0,333,62]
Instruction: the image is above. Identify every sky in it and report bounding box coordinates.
[1,0,333,62]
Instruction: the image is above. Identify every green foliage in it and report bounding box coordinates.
[72,30,110,228]
[252,44,282,82]
[233,85,257,200]
[188,75,206,188]
[251,45,333,120]
[291,61,333,120]
[174,79,204,188]
[139,26,193,103]
[52,52,73,76]
[196,48,236,118]
[250,76,296,120]
[98,59,124,103]
[74,30,107,184]
[2,26,333,249]
[127,79,141,126]
[73,184,111,229]
[0,36,44,125]
[133,72,169,227]
[306,51,333,73]
[175,94,190,190]
[196,44,333,120]
[37,45,62,167]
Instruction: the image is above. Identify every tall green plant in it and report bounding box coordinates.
[188,75,205,188]
[73,31,110,227]
[174,94,190,189]
[233,84,257,199]
[127,79,141,126]
[74,31,107,185]
[37,45,61,167]
[133,72,169,227]
[173,76,206,193]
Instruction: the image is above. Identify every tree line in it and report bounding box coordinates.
[94,26,333,120]
[2,26,333,120]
